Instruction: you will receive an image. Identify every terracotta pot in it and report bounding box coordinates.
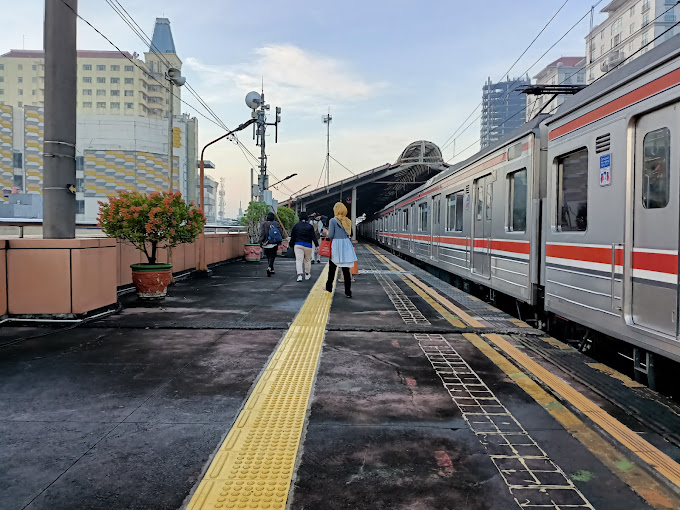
[130,263,173,299]
[244,243,262,262]
[277,239,289,255]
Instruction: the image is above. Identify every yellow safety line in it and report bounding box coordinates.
[187,266,332,510]
[485,332,680,493]
[365,245,484,328]
[464,333,679,510]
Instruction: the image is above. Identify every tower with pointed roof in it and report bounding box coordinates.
[144,18,182,118]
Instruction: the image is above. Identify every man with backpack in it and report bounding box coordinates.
[259,212,283,277]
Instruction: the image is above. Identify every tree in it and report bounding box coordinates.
[275,206,296,237]
[241,201,270,243]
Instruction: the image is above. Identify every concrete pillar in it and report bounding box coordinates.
[43,0,77,239]
[351,187,357,241]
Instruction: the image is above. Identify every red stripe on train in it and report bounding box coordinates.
[632,251,678,275]
[549,67,680,140]
[546,244,622,265]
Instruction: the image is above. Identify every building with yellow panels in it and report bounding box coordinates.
[0,18,201,222]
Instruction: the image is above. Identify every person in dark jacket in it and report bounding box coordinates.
[259,212,281,277]
[289,211,319,282]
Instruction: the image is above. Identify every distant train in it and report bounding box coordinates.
[361,35,680,382]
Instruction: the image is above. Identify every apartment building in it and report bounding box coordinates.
[585,0,678,83]
[525,57,586,121]
[480,76,530,149]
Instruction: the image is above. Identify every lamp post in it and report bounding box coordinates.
[287,185,310,208]
[197,118,257,272]
[265,173,297,190]
[166,67,185,192]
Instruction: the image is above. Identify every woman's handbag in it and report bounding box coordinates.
[318,237,332,258]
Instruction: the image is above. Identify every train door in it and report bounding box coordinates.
[632,105,679,336]
[409,203,415,253]
[431,194,441,260]
[473,175,493,277]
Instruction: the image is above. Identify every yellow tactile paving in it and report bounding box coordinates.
[187,266,332,510]
[485,333,680,492]
[585,362,646,388]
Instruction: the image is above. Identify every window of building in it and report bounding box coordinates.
[630,4,635,16]
[17,101,22,107]
[111,102,120,108]
[601,45,605,54]
[75,177,84,191]
[76,156,84,171]
[110,65,120,71]
[643,0,650,10]
[96,65,106,71]
[97,77,106,83]
[96,102,106,108]
[32,64,37,70]
[600,31,604,39]
[446,192,464,232]
[612,33,621,47]
[508,169,527,232]
[124,90,134,96]
[642,127,671,209]
[0,77,3,83]
[13,174,23,188]
[110,77,119,84]
[18,76,22,83]
[17,64,22,70]
[75,200,84,214]
[577,74,585,83]
[110,90,120,96]
[83,89,92,95]
[32,90,35,96]
[642,32,649,45]
[83,101,92,108]
[13,152,22,168]
[18,89,23,96]
[125,102,134,109]
[96,89,106,96]
[0,64,4,70]
[643,13,650,26]
[124,78,134,84]
[611,17,622,35]
[31,77,37,83]
[630,23,635,34]
[83,64,92,71]
[83,77,92,83]
[556,148,588,232]
[418,202,429,232]
[124,65,134,72]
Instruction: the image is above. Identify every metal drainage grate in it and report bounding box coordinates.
[417,334,594,510]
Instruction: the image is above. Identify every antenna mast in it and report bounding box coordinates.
[322,109,332,190]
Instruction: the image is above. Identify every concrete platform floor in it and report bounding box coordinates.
[1,248,679,509]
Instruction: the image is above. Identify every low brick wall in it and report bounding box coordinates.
[1,233,248,318]
[117,232,248,287]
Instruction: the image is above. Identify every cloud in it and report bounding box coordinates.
[185,44,385,114]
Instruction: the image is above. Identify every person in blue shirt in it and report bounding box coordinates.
[289,211,319,282]
[325,202,357,298]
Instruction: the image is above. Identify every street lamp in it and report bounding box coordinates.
[166,67,185,192]
[266,173,297,190]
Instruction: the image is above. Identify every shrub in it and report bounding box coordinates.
[98,190,206,264]
[275,206,296,236]
[241,201,270,243]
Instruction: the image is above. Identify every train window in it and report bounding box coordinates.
[508,169,527,232]
[418,202,429,231]
[508,142,523,161]
[476,184,484,220]
[486,183,493,220]
[403,209,409,231]
[642,127,670,209]
[556,148,588,232]
[446,192,464,232]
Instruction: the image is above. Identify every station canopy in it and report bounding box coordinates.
[291,140,449,220]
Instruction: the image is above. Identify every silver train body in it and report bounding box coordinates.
[361,36,680,364]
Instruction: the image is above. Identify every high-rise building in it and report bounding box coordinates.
[585,0,678,84]
[525,57,586,121]
[480,76,530,149]
[0,18,200,222]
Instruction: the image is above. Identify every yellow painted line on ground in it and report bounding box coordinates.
[540,336,576,351]
[187,267,332,510]
[365,245,484,328]
[485,333,680,493]
[463,333,678,510]
[585,363,646,388]
[509,317,533,328]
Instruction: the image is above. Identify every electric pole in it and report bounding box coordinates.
[43,0,77,239]
[247,89,281,204]
[322,110,332,191]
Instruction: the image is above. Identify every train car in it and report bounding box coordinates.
[543,35,680,364]
[372,115,548,305]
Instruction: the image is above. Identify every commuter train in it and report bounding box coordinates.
[361,36,680,375]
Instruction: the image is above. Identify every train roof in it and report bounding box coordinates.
[547,34,680,126]
[376,114,547,215]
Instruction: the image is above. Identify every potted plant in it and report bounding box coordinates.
[98,190,206,299]
[241,201,270,262]
[275,206,297,255]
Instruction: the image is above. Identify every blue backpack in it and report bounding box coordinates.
[268,222,283,244]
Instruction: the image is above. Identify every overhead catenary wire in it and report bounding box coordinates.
[439,0,574,152]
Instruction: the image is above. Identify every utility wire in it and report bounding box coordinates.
[439,0,573,152]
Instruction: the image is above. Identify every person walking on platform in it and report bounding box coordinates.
[310,213,323,264]
[290,211,319,282]
[325,202,357,298]
[259,212,283,277]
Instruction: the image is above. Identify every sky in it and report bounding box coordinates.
[1,0,607,217]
